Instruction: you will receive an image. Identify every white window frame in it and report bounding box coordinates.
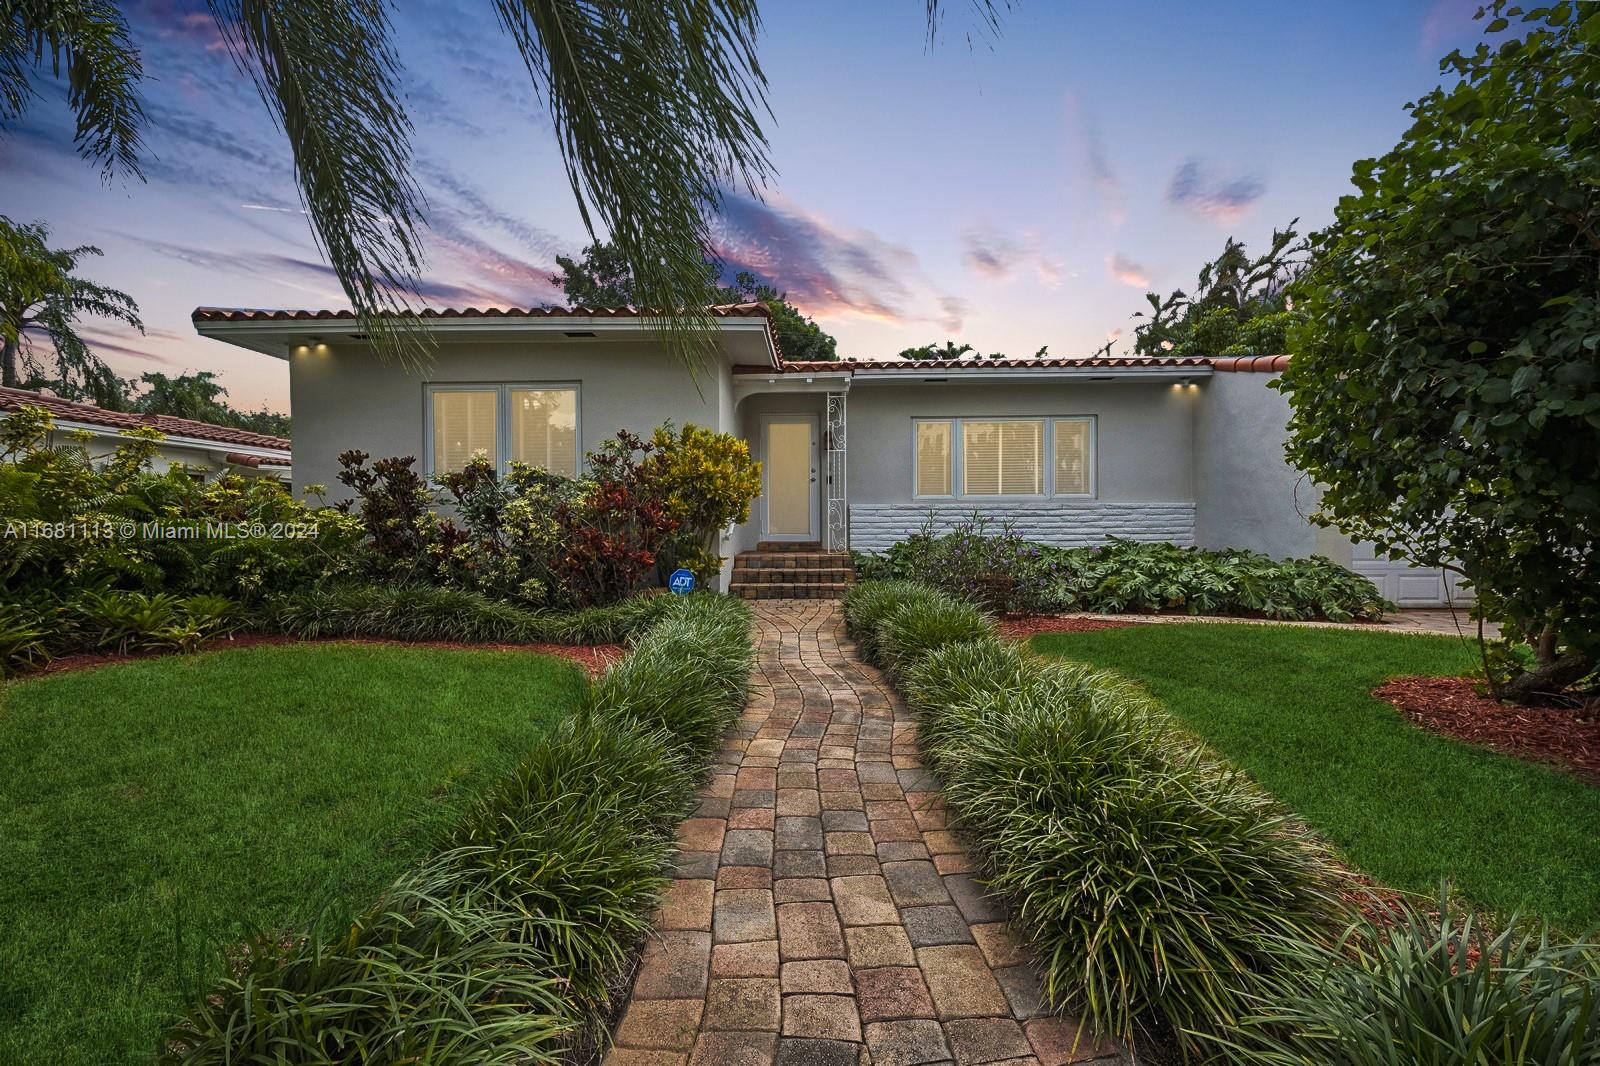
[911,415,1096,501]
[423,382,581,478]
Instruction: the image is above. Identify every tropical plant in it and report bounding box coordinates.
[0,215,141,401]
[129,370,291,435]
[1279,1,1600,703]
[843,581,1344,1057]
[856,520,1390,622]
[649,421,763,578]
[1230,894,1600,1066]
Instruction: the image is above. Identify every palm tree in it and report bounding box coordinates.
[2,2,995,366]
[0,215,141,404]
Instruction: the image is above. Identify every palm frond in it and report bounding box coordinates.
[208,0,430,365]
[2,0,146,178]
[494,0,773,368]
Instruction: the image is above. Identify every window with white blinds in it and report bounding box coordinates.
[962,420,1043,496]
[427,384,580,476]
[915,420,952,496]
[431,389,498,474]
[913,416,1094,499]
[1053,418,1092,495]
[510,388,578,476]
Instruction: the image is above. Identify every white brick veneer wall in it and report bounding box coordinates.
[848,503,1196,553]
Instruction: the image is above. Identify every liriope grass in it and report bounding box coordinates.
[1228,896,1600,1066]
[843,581,1343,1058]
[165,593,753,1065]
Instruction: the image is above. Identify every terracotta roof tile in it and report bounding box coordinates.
[0,387,291,451]
[1208,354,1290,373]
[191,303,774,323]
[733,355,1213,374]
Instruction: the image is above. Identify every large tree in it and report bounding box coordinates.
[0,215,140,405]
[132,371,291,436]
[1129,223,1305,357]
[3,2,989,366]
[1280,1,1599,703]
[551,241,839,360]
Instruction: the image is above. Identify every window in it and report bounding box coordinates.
[913,416,1094,499]
[509,388,578,476]
[1053,418,1093,496]
[427,384,579,476]
[915,420,952,496]
[431,389,498,474]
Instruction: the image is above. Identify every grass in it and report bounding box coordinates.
[0,643,587,1066]
[1030,623,1600,931]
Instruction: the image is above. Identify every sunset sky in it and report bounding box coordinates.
[1,0,1499,412]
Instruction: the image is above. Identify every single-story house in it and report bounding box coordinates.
[191,304,1468,606]
[0,385,292,482]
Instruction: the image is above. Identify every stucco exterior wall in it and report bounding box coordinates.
[843,380,1199,551]
[1192,372,1339,561]
[288,340,726,497]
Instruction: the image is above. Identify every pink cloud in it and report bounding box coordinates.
[1108,254,1149,289]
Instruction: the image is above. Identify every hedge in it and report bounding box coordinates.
[843,580,1343,1057]
[163,593,753,1064]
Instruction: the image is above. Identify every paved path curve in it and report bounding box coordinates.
[605,601,1125,1066]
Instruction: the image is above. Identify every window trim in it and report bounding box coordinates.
[911,415,1096,501]
[423,381,581,478]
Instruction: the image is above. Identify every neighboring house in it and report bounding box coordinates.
[0,386,292,482]
[192,304,1465,606]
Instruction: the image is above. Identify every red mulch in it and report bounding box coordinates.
[1374,675,1600,786]
[997,615,1142,640]
[23,634,625,680]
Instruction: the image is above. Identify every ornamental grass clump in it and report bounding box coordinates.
[840,578,952,661]
[1229,896,1600,1066]
[166,595,753,1065]
[845,580,1344,1057]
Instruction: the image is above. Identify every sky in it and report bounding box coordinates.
[1,0,1498,413]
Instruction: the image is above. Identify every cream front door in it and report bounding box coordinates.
[762,417,817,541]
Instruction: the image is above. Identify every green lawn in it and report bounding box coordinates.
[0,643,586,1066]
[1031,623,1600,931]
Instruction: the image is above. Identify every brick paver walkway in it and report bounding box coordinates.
[606,601,1124,1066]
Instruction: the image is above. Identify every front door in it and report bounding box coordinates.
[762,416,818,541]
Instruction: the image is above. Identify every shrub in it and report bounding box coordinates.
[166,594,754,1063]
[838,579,931,660]
[70,590,239,654]
[648,421,763,580]
[1230,896,1600,1066]
[856,519,1390,622]
[264,583,673,645]
[846,580,1345,1056]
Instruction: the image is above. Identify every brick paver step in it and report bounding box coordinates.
[603,601,1127,1066]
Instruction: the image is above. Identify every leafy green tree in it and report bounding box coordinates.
[1280,1,1599,703]
[897,341,975,360]
[550,241,839,360]
[133,371,291,436]
[4,2,988,366]
[1130,222,1306,356]
[0,216,140,404]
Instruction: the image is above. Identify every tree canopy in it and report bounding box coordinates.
[1129,223,1306,357]
[1279,1,1600,701]
[550,241,838,361]
[0,216,140,405]
[129,371,291,436]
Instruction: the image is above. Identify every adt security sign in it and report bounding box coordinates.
[668,568,697,596]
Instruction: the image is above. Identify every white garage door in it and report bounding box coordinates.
[1351,542,1473,607]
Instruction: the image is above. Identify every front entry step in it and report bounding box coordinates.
[730,548,855,600]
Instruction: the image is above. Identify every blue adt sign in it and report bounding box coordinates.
[668,568,697,595]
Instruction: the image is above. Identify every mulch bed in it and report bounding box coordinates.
[21,634,626,680]
[1374,675,1600,786]
[996,615,1142,640]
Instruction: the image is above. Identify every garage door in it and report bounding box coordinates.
[1350,542,1473,607]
